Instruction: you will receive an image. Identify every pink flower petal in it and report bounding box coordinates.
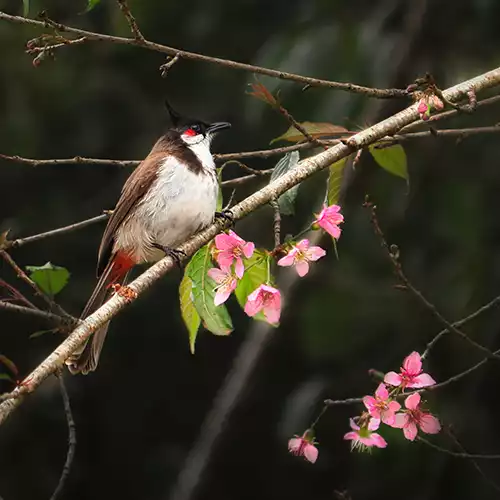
[214,287,232,306]
[392,413,409,429]
[363,396,377,411]
[207,268,226,283]
[368,418,381,431]
[348,419,359,431]
[375,383,389,400]
[384,372,402,386]
[288,438,302,453]
[277,253,295,267]
[388,401,401,412]
[244,290,263,317]
[403,351,422,376]
[318,220,341,239]
[381,413,396,426]
[295,260,309,277]
[409,373,436,388]
[264,304,280,324]
[303,444,318,464]
[405,392,421,410]
[296,239,310,252]
[215,233,234,250]
[417,100,428,114]
[403,422,418,441]
[419,414,441,434]
[234,257,244,279]
[216,253,234,270]
[344,431,358,441]
[307,245,326,261]
[243,242,255,258]
[370,433,388,449]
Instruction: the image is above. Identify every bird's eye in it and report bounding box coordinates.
[184,124,202,137]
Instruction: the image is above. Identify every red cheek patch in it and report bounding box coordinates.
[184,128,197,137]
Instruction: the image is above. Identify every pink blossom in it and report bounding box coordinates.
[288,432,318,464]
[214,230,255,278]
[244,284,281,324]
[431,95,444,110]
[344,418,387,450]
[384,351,436,389]
[207,266,238,306]
[363,383,401,426]
[314,205,344,239]
[393,392,441,441]
[417,95,444,121]
[277,239,326,277]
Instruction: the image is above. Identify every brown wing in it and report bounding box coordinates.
[96,151,166,276]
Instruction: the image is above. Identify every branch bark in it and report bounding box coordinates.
[0,66,498,425]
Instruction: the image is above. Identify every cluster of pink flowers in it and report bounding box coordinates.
[208,204,345,325]
[209,230,282,324]
[416,94,444,121]
[288,351,441,463]
[344,352,440,451]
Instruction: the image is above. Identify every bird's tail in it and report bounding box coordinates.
[66,251,134,375]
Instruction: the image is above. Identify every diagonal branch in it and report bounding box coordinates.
[0,66,498,426]
[116,0,144,42]
[0,11,406,98]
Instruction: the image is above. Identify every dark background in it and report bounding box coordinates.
[1,0,500,499]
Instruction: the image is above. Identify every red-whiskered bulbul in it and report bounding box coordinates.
[66,104,230,374]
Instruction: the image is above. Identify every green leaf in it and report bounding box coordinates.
[234,250,275,324]
[22,0,29,17]
[369,144,408,181]
[179,274,201,354]
[186,244,233,337]
[25,262,70,297]
[0,355,18,378]
[270,151,300,215]
[84,0,100,13]
[271,122,348,144]
[29,329,57,339]
[327,157,348,206]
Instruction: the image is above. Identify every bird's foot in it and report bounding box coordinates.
[111,284,137,302]
[214,209,235,227]
[153,244,186,267]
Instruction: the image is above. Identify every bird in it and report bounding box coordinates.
[66,103,231,374]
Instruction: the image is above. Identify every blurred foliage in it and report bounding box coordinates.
[1,1,500,500]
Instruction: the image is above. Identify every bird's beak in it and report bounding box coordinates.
[207,121,231,134]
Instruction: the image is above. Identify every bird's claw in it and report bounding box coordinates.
[153,244,186,267]
[214,209,234,227]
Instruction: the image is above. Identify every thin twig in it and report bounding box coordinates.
[0,300,67,324]
[221,169,273,187]
[364,200,500,362]
[116,0,145,42]
[50,372,77,500]
[418,436,500,460]
[0,250,72,319]
[0,11,407,98]
[276,103,327,148]
[160,53,180,77]
[3,213,109,250]
[0,153,140,167]
[0,278,37,308]
[422,295,500,358]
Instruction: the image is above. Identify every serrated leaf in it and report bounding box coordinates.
[186,245,233,337]
[0,355,18,378]
[270,152,300,215]
[235,250,274,324]
[84,0,100,13]
[179,274,201,353]
[271,122,348,144]
[369,144,408,181]
[327,157,348,206]
[26,262,70,297]
[22,0,29,16]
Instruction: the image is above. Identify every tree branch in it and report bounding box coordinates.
[0,11,406,98]
[3,213,109,250]
[0,66,498,426]
[116,0,144,42]
[49,373,76,500]
[0,300,68,324]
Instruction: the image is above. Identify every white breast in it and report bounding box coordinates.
[114,155,218,263]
